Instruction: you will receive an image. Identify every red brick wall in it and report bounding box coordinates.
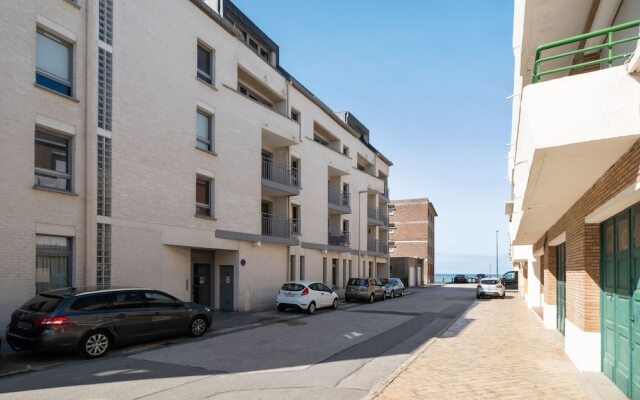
[390,200,429,258]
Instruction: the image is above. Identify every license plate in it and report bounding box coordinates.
[17,321,31,330]
[285,293,295,297]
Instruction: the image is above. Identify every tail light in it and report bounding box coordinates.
[34,316,75,328]
[300,287,310,296]
[496,284,503,288]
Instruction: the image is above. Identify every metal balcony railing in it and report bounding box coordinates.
[262,159,299,187]
[261,213,293,238]
[328,232,350,247]
[366,239,389,254]
[533,19,640,83]
[368,207,389,225]
[328,190,350,208]
[368,207,380,220]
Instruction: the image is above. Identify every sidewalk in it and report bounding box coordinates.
[374,293,626,400]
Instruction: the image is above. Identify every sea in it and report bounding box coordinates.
[434,273,499,284]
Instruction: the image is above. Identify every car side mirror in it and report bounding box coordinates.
[175,300,185,308]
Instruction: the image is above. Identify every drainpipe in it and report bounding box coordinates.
[357,189,368,276]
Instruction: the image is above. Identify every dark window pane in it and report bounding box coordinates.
[281,283,304,291]
[35,131,70,191]
[111,291,146,309]
[196,179,209,205]
[197,45,212,83]
[71,294,111,311]
[20,295,63,312]
[145,291,177,307]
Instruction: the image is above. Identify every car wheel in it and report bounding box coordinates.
[277,304,286,312]
[501,293,506,299]
[345,297,351,302]
[332,299,339,309]
[382,292,387,301]
[80,330,111,359]
[189,316,208,337]
[308,302,316,314]
[391,291,395,299]
[369,294,375,303]
[399,290,404,297]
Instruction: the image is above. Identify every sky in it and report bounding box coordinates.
[233,0,515,275]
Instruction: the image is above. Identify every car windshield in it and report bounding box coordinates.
[20,294,63,313]
[281,283,305,292]
[481,279,499,285]
[348,279,368,287]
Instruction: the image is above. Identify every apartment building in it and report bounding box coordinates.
[388,198,436,286]
[0,0,392,326]
[506,0,640,396]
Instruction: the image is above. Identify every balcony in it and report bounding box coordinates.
[510,22,640,245]
[379,186,390,203]
[328,232,350,248]
[368,207,389,226]
[261,213,294,238]
[367,239,389,255]
[328,190,351,214]
[261,159,299,196]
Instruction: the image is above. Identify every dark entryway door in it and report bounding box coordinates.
[556,243,566,335]
[220,265,234,311]
[192,263,211,306]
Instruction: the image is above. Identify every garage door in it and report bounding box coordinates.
[601,206,640,398]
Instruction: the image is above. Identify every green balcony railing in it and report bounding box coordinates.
[533,19,640,83]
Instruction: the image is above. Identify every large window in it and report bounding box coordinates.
[35,129,71,192]
[36,235,72,293]
[196,176,213,217]
[36,30,72,96]
[196,110,213,152]
[197,43,213,84]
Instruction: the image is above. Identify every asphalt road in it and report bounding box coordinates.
[0,285,475,400]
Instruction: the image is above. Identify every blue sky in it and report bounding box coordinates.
[233,0,515,275]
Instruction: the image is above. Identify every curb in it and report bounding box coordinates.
[363,300,477,400]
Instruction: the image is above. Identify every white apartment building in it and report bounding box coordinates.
[506,0,639,396]
[0,0,392,325]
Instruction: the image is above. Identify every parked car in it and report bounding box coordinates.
[276,280,338,314]
[466,276,477,283]
[380,278,405,298]
[453,275,467,283]
[502,270,519,290]
[5,287,212,359]
[345,278,386,303]
[475,274,486,282]
[476,278,506,299]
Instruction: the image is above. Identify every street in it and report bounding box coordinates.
[0,285,474,400]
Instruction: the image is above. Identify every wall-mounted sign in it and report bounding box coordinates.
[240,259,246,266]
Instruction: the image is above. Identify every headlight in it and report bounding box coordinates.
[204,307,211,312]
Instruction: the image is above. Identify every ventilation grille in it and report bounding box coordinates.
[96,223,112,287]
[98,48,113,131]
[97,135,112,216]
[98,0,113,45]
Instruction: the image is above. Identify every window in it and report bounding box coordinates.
[291,204,300,234]
[238,83,273,108]
[36,30,72,96]
[196,110,213,152]
[197,44,213,84]
[97,136,112,216]
[98,0,114,45]
[111,291,146,310]
[96,223,111,286]
[71,294,111,311]
[291,157,300,187]
[145,291,177,308]
[289,255,295,281]
[97,48,113,130]
[332,259,338,286]
[259,48,270,62]
[35,129,71,192]
[291,109,300,123]
[342,145,349,156]
[196,176,213,217]
[313,134,329,147]
[357,163,366,172]
[36,235,72,294]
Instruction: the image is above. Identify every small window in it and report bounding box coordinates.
[35,235,72,293]
[35,129,72,191]
[196,110,213,152]
[71,294,111,311]
[291,109,300,123]
[111,291,146,309]
[260,48,269,62]
[196,176,213,217]
[36,30,73,96]
[197,44,213,84]
[291,204,300,234]
[342,145,349,156]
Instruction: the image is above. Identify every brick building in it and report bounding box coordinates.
[505,0,640,396]
[388,198,436,286]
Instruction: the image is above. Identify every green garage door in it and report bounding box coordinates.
[601,207,640,398]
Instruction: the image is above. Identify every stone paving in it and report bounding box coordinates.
[375,289,623,400]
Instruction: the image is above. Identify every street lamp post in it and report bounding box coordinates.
[495,230,499,278]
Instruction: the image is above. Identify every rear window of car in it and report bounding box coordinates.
[348,279,368,287]
[481,279,499,285]
[70,294,111,311]
[281,283,305,291]
[20,295,63,313]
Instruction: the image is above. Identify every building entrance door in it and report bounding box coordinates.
[220,265,234,311]
[556,243,566,335]
[192,263,211,306]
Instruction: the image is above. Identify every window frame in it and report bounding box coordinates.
[195,175,214,218]
[291,108,300,123]
[196,109,213,152]
[34,128,73,193]
[35,235,73,294]
[35,28,74,97]
[196,42,214,84]
[291,203,301,234]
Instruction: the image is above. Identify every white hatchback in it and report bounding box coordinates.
[476,278,506,299]
[276,280,339,314]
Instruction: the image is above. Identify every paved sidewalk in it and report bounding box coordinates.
[374,292,626,400]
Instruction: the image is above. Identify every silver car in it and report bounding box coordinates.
[6,287,212,358]
[380,278,405,298]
